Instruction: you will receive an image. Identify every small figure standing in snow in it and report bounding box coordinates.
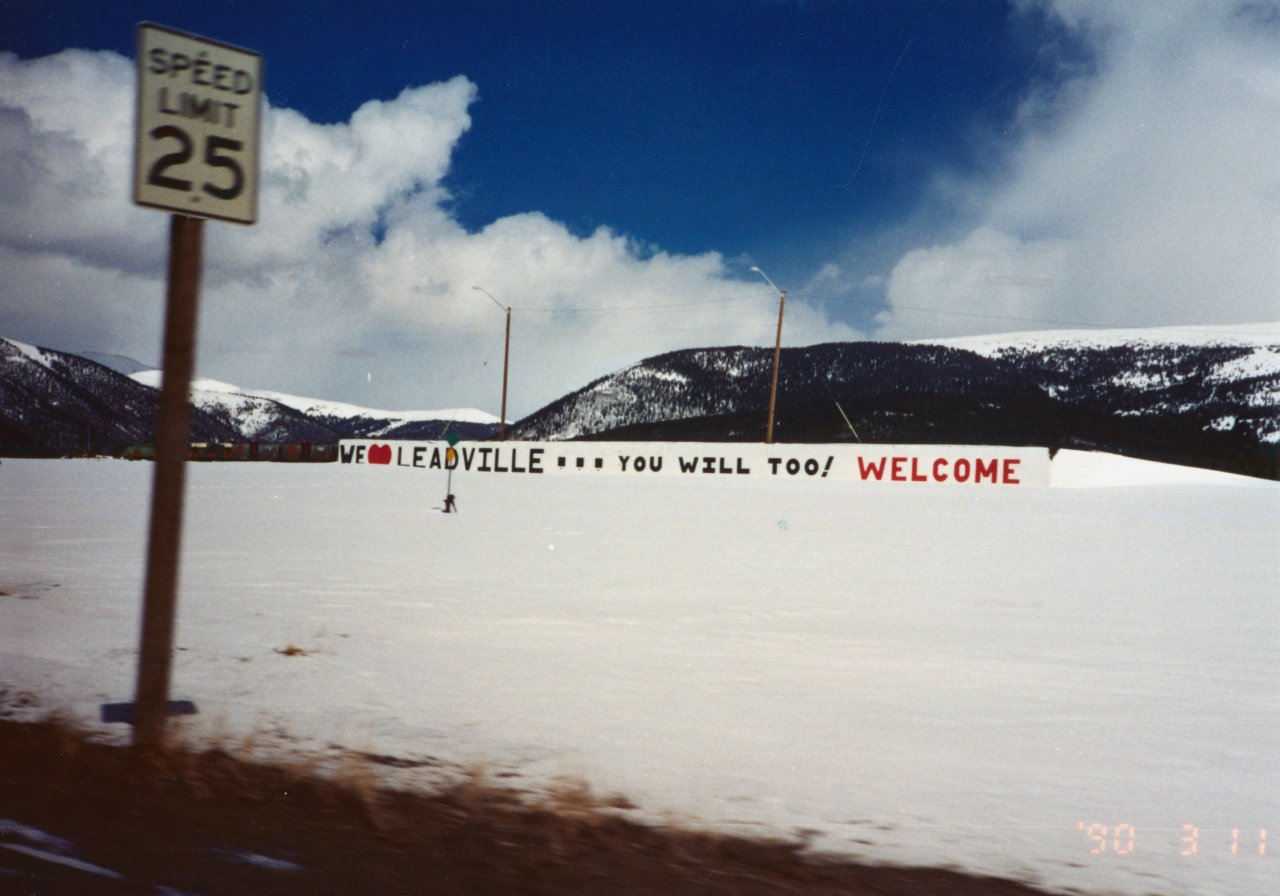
[443,493,458,514]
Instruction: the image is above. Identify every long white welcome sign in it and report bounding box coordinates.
[337,441,1050,486]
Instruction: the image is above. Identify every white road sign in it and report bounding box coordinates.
[133,23,262,224]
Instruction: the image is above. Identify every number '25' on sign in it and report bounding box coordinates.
[133,23,262,225]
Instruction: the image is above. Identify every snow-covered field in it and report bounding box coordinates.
[2,453,1276,896]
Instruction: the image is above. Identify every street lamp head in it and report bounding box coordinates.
[749,265,783,297]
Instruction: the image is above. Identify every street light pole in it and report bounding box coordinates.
[751,266,787,444]
[473,286,511,441]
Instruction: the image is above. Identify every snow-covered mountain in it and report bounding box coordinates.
[224,388,497,441]
[0,337,496,456]
[5,325,1277,477]
[508,324,1280,478]
[128,371,498,443]
[927,323,1280,447]
[1,338,239,456]
[510,342,1031,441]
[124,371,341,445]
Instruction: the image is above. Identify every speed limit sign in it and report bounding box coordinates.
[133,23,261,224]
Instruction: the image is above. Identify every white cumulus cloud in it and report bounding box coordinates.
[0,49,856,417]
[875,0,1280,340]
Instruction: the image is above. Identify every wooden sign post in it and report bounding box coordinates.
[132,213,204,748]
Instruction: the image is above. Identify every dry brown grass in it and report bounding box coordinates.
[0,717,1062,896]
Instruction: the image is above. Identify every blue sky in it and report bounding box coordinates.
[7,1,1047,281]
[2,1,1277,416]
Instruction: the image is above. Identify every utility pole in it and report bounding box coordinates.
[751,266,787,444]
[473,286,511,440]
[499,304,510,441]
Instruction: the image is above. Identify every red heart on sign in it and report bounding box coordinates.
[368,444,392,465]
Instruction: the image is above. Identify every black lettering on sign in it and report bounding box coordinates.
[158,87,241,127]
[769,455,833,477]
[147,47,169,75]
[145,127,245,201]
[146,125,193,191]
[203,136,243,200]
[620,455,664,473]
[191,53,212,87]
[147,47,256,95]
[678,455,748,474]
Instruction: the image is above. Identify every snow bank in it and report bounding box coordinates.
[1049,449,1271,488]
